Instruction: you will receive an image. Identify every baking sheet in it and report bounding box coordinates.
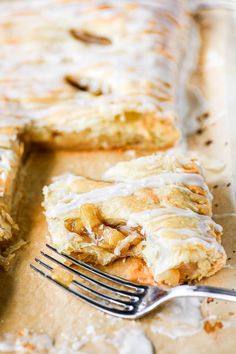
[1,9,236,354]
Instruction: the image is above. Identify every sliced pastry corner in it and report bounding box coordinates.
[0,119,25,269]
[43,153,226,287]
[0,0,189,151]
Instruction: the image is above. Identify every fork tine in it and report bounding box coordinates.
[46,244,147,293]
[40,251,141,300]
[30,264,135,317]
[35,257,138,307]
[72,278,137,307]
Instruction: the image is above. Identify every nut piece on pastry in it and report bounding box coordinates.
[43,153,226,286]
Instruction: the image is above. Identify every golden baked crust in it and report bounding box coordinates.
[0,1,226,283]
[43,154,226,286]
[0,118,25,268]
[0,0,191,267]
[0,0,190,150]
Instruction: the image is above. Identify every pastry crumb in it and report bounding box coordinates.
[197,112,209,121]
[196,128,204,135]
[51,267,73,287]
[203,320,223,333]
[205,140,213,146]
[23,342,36,350]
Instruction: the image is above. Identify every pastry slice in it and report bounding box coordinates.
[0,119,25,269]
[43,154,226,286]
[0,0,190,150]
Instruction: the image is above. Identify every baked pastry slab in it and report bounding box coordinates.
[0,0,190,150]
[0,118,25,269]
[0,0,191,268]
[43,154,226,286]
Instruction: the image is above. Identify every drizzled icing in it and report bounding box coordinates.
[153,228,222,249]
[113,327,154,354]
[0,149,16,183]
[45,172,210,218]
[151,298,203,339]
[0,118,26,128]
[44,151,226,283]
[129,207,225,275]
[128,207,222,232]
[0,0,188,139]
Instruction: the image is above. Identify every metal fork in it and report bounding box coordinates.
[30,244,236,319]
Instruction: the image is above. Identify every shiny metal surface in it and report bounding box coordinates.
[30,244,236,319]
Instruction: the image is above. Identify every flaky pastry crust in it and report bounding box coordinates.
[43,154,226,286]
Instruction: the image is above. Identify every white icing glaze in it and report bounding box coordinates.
[0,331,53,352]
[205,50,224,69]
[103,153,203,181]
[128,207,217,225]
[151,298,203,339]
[154,228,222,249]
[0,135,16,142]
[142,224,225,278]
[45,172,209,218]
[0,326,154,353]
[128,206,223,239]
[0,149,16,182]
[0,0,188,138]
[113,327,154,354]
[0,118,26,128]
[140,203,225,276]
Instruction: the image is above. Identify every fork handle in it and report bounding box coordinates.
[171,285,236,303]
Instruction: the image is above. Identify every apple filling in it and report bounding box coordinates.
[64,203,143,258]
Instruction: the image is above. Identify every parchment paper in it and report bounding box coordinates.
[0,9,236,354]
